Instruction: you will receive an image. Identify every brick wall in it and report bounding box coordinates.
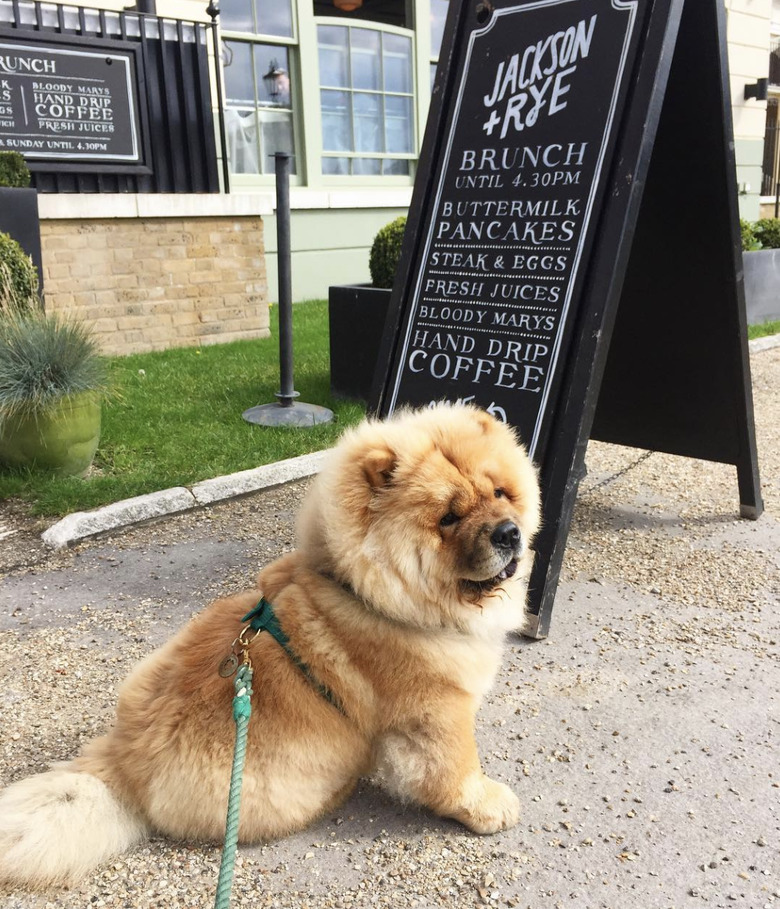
[39,216,269,355]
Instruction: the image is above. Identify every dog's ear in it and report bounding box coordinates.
[473,409,497,433]
[362,447,397,490]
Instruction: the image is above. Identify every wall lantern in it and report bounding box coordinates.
[333,0,363,11]
[262,60,288,104]
[744,78,768,101]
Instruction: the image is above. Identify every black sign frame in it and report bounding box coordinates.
[0,28,152,174]
[371,0,763,639]
[373,0,645,463]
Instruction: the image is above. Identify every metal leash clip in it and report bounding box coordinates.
[218,624,257,678]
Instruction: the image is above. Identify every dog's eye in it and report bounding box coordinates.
[494,488,506,499]
[440,511,460,527]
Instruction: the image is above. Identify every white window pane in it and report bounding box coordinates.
[220,0,253,32]
[351,29,381,91]
[352,158,382,175]
[255,0,292,37]
[321,90,351,151]
[382,33,411,94]
[226,108,260,173]
[383,159,410,176]
[223,41,255,106]
[431,0,449,58]
[318,25,348,87]
[385,95,412,153]
[353,92,382,153]
[259,110,296,173]
[322,157,349,175]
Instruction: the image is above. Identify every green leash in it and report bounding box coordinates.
[213,598,347,909]
[213,662,253,909]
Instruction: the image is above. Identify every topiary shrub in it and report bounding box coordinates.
[0,232,38,313]
[753,218,780,250]
[369,216,407,289]
[0,151,31,188]
[740,219,762,252]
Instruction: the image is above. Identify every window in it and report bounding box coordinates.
[221,0,293,38]
[430,0,449,89]
[221,0,296,176]
[318,24,414,176]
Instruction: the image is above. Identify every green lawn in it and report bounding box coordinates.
[748,318,780,340]
[0,300,365,516]
[2,298,778,518]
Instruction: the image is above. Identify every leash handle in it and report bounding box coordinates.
[214,664,253,909]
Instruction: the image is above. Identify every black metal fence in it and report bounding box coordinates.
[761,97,778,202]
[0,0,220,193]
[770,38,780,87]
[763,41,780,207]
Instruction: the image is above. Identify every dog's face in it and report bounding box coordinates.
[298,404,540,634]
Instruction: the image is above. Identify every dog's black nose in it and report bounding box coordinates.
[491,521,520,551]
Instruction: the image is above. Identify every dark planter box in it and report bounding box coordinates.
[328,284,391,402]
[0,187,43,293]
[744,249,780,325]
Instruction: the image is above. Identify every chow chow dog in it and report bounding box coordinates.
[0,404,540,889]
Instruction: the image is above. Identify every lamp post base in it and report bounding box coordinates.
[242,402,334,427]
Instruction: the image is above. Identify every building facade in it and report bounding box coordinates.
[725,0,776,220]
[1,0,776,352]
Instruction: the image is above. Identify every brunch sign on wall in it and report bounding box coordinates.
[376,0,639,460]
[0,39,143,164]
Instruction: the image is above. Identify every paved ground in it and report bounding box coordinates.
[0,347,778,909]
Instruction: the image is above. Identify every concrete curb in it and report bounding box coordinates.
[748,332,780,353]
[42,450,330,550]
[39,334,780,550]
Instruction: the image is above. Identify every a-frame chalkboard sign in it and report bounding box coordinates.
[370,0,764,638]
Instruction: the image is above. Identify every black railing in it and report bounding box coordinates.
[0,0,221,193]
[770,37,780,88]
[761,97,778,201]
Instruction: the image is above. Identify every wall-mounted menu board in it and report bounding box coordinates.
[0,36,144,163]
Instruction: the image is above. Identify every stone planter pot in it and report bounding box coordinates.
[328,284,391,402]
[0,391,102,477]
[743,249,780,325]
[0,187,43,292]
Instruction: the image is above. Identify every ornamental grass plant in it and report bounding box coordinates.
[0,309,106,424]
[0,300,365,515]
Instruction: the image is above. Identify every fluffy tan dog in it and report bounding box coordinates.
[0,404,540,890]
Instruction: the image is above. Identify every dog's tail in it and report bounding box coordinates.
[0,765,148,889]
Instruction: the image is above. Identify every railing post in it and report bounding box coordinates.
[206,0,230,194]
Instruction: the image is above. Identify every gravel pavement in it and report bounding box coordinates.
[0,347,778,909]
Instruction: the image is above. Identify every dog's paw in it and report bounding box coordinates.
[459,778,520,835]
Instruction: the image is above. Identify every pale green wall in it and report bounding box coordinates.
[736,137,767,220]
[264,207,409,302]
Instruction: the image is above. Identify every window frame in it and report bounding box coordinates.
[220,0,303,186]
[428,0,449,91]
[315,17,417,185]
